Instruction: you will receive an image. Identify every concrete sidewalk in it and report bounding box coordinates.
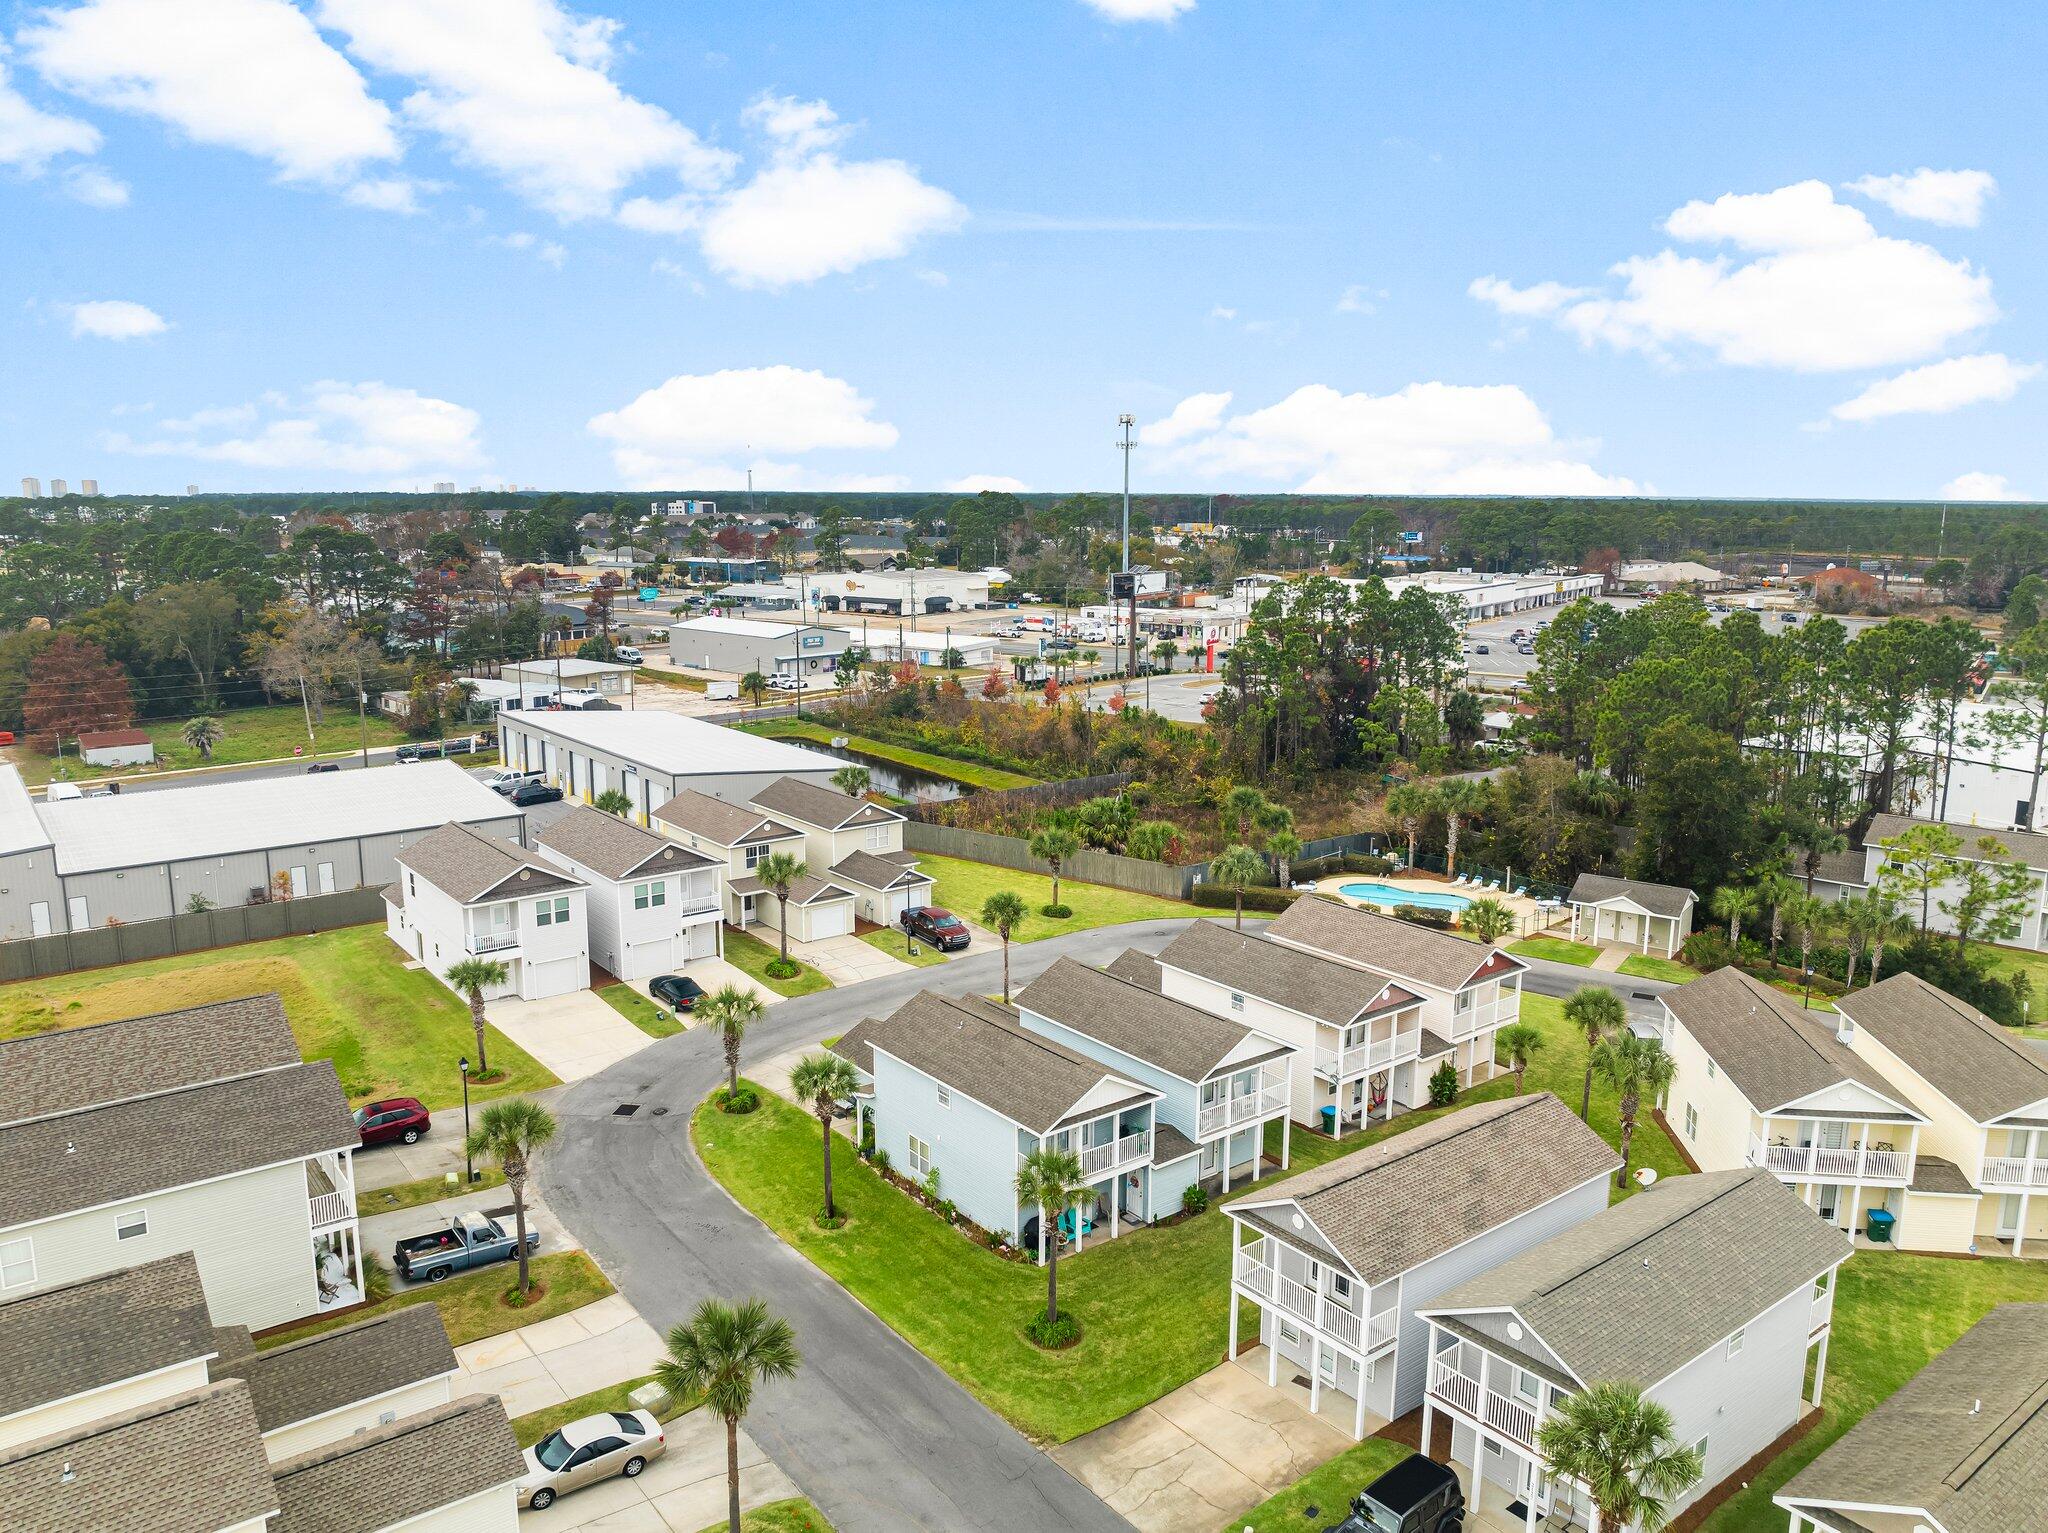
[521,1407,799,1533]
[458,1291,667,1419]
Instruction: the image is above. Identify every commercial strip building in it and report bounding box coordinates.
[497,710,841,821]
[1376,570,1604,622]
[668,615,852,678]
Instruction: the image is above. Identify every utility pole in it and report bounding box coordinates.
[1117,412,1136,683]
[353,652,370,768]
[1937,501,1949,562]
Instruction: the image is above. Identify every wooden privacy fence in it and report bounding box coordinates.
[0,887,387,981]
[904,820,1201,900]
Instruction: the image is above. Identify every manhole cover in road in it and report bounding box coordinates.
[651,1107,670,1117]
[613,1104,641,1117]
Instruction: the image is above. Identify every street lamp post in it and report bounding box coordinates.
[458,1056,475,1184]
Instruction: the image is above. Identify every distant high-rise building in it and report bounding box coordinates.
[49,478,67,497]
[80,478,98,496]
[432,480,456,494]
[185,484,199,496]
[19,478,38,498]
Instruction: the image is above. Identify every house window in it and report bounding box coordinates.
[745,843,769,869]
[1689,1435,1709,1485]
[1331,1272,1354,1306]
[1278,1319,1301,1345]
[0,1237,32,1289]
[1684,1104,1698,1140]
[536,896,570,926]
[407,873,416,896]
[907,1134,932,1178]
[866,825,888,850]
[115,1209,148,1241]
[1726,1327,1745,1358]
[1706,1059,1717,1080]
[1229,991,1244,1013]
[633,881,666,910]
[936,1085,951,1108]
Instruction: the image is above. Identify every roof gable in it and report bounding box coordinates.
[1016,955,1284,1083]
[0,1254,213,1421]
[395,821,582,904]
[1567,873,1696,919]
[651,788,802,846]
[536,806,712,882]
[1838,973,2048,1123]
[1665,967,1917,1115]
[1265,897,1520,993]
[1158,921,1418,1025]
[749,776,900,832]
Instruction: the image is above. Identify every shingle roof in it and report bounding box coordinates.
[651,788,802,845]
[269,1395,525,1533]
[1780,1303,2048,1533]
[1866,812,2048,870]
[1103,947,1162,990]
[1160,920,1419,1024]
[395,820,582,903]
[781,874,854,905]
[1425,1169,1850,1386]
[1837,973,2048,1122]
[1664,967,1917,1115]
[830,849,929,893]
[1796,845,1871,887]
[537,805,712,881]
[1017,956,1287,1083]
[829,1017,885,1076]
[858,990,1154,1133]
[749,775,899,831]
[1910,1155,1976,1196]
[232,1307,455,1434]
[1227,1094,1619,1286]
[0,1060,357,1229]
[0,1254,214,1421]
[1265,897,1520,993]
[1567,873,1696,919]
[1152,1122,1200,1165]
[0,1381,278,1533]
[0,993,299,1127]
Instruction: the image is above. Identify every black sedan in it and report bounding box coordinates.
[649,974,705,1011]
[509,781,565,806]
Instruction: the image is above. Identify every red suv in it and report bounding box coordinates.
[355,1098,431,1147]
[900,906,971,951]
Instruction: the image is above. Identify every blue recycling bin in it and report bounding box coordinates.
[1320,1105,1338,1135]
[1865,1207,1896,1244]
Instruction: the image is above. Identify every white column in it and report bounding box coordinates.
[1421,1396,1436,1461]
[1281,1113,1292,1170]
[1813,1328,1831,1408]
[1845,1183,1862,1240]
[1221,1141,1232,1196]
[1353,1363,1367,1440]
[2017,1191,2030,1258]
[349,1224,365,1301]
[1269,1331,1280,1387]
[1228,1293,1239,1359]
[1309,1335,1323,1414]
[1110,1182,1120,1241]
[1037,1204,1048,1266]
[1524,1466,1539,1532]
[1247,1127,1261,1184]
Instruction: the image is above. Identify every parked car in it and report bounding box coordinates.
[392,1212,538,1283]
[649,973,705,1011]
[354,1097,430,1147]
[509,780,565,806]
[1322,1453,1464,1533]
[614,645,643,664]
[395,741,444,762]
[518,1410,667,1512]
[305,761,341,774]
[0,731,14,746]
[900,905,971,951]
[479,765,539,792]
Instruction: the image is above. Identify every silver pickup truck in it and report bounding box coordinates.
[392,1211,539,1283]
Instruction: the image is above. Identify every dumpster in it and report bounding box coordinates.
[1320,1105,1338,1135]
[1866,1207,1896,1244]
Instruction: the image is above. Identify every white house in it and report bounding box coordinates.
[386,821,590,1002]
[652,788,857,940]
[1777,1302,2047,1533]
[77,727,155,768]
[1420,1169,1851,1532]
[1224,1094,1618,1443]
[1565,873,1697,959]
[0,995,362,1333]
[1807,813,2048,951]
[0,1252,525,1531]
[746,775,934,926]
[535,806,722,979]
[1660,967,1930,1245]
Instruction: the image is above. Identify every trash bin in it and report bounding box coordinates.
[1320,1105,1338,1135]
[1866,1208,1896,1244]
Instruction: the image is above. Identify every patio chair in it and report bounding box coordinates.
[1486,879,1501,891]
[1513,885,1528,897]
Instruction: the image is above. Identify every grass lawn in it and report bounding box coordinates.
[14,703,410,785]
[858,926,950,967]
[509,1375,696,1447]
[600,981,684,1038]
[724,929,833,998]
[1983,941,2048,997]
[922,853,1198,943]
[1702,1251,2048,1532]
[0,923,555,1109]
[356,1167,505,1217]
[694,1500,834,1533]
[1617,953,1699,983]
[1507,935,1601,966]
[739,718,1040,790]
[1232,1438,1411,1532]
[633,668,708,691]
[261,1252,613,1350]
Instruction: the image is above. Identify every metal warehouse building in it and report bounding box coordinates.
[0,762,524,940]
[667,616,851,678]
[498,711,842,821]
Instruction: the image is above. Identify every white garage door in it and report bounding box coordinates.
[622,937,678,981]
[523,956,586,1000]
[807,901,853,939]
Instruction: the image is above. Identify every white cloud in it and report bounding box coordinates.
[1830,353,2039,423]
[1940,471,2024,502]
[488,230,567,266]
[1336,285,1384,315]
[1480,178,1998,372]
[1848,168,1997,228]
[62,163,129,206]
[946,475,1028,493]
[66,299,167,339]
[1208,305,1237,320]
[344,175,437,214]
[106,380,484,476]
[914,268,948,286]
[1081,0,1196,21]
[616,194,699,235]
[587,365,899,486]
[1141,381,1639,495]
[316,0,733,221]
[23,0,398,183]
[0,57,101,172]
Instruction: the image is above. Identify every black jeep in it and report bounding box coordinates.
[1323,1453,1464,1533]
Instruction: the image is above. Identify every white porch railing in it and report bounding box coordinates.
[1748,1136,1910,1182]
[1810,1286,1834,1336]
[1233,1247,1397,1355]
[1198,1081,1289,1139]
[469,930,519,954]
[1427,1357,1539,1449]
[1450,989,1520,1040]
[306,1152,354,1230]
[1314,1031,1415,1080]
[1080,1129,1152,1178]
[1982,1156,2048,1188]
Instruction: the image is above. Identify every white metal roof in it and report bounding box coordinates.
[0,766,53,856]
[672,615,816,640]
[497,711,838,778]
[501,658,634,679]
[35,762,518,875]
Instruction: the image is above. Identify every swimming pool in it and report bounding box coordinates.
[1337,881,1473,913]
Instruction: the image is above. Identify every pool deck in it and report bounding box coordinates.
[1303,870,1557,936]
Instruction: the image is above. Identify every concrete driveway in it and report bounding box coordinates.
[457,1290,667,1419]
[623,955,778,1009]
[352,1086,568,1192]
[1052,1352,1356,1533]
[520,1407,799,1533]
[782,930,912,984]
[486,991,654,1082]
[358,1182,581,1291]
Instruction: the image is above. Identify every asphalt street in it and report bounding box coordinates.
[535,918,1669,1533]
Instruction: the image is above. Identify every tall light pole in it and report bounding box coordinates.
[1117,413,1136,680]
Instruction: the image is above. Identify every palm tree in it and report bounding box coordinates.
[979,890,1028,1002]
[1435,778,1489,878]
[788,1052,861,1220]
[1708,883,1759,946]
[1265,828,1303,888]
[1799,828,1851,896]
[464,1099,556,1296]
[593,787,633,817]
[830,764,872,799]
[1219,784,1270,843]
[1756,869,1799,966]
[1865,892,1910,984]
[1592,1033,1676,1187]
[1537,1381,1704,1533]
[739,669,769,707]
[181,715,224,760]
[443,958,508,1077]
[654,1298,800,1533]
[1462,896,1516,944]
[1382,781,1436,867]
[1208,845,1267,931]
[755,851,808,968]
[1028,825,1081,913]
[1015,1146,1091,1324]
[1563,985,1626,1122]
[1496,1022,1545,1094]
[1782,891,1828,995]
[701,983,765,1097]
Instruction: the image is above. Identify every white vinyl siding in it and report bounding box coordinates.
[633,880,666,909]
[907,1134,932,1178]
[535,895,570,926]
[115,1208,148,1241]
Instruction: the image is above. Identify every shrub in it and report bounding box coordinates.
[1680,930,1737,971]
[1428,1060,1458,1107]
[715,1085,760,1115]
[871,1148,891,1173]
[1192,883,1299,913]
[1181,1184,1210,1216]
[1393,903,1458,931]
[764,958,802,980]
[1041,902,1073,919]
[1024,1309,1082,1349]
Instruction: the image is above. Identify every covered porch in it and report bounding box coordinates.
[1027,1104,1156,1261]
[1227,1225,1399,1440]
[1569,898,1684,960]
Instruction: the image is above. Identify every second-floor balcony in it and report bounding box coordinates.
[1427,1349,1547,1452]
[1450,985,1520,1040]
[1749,1134,1911,1183]
[468,929,520,954]
[306,1151,355,1231]
[1316,1030,1416,1081]
[1198,1072,1289,1139]
[1233,1244,1397,1356]
[1981,1154,2048,1189]
[1079,1128,1152,1178]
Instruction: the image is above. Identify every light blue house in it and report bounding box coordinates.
[1013,956,1298,1212]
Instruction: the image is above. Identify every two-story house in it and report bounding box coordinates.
[385,821,590,1002]
[831,990,1163,1259]
[1419,1169,1851,1532]
[1808,813,2048,952]
[0,995,361,1332]
[1014,955,1296,1204]
[0,1252,525,1531]
[535,806,723,978]
[1660,967,1931,1243]
[746,776,935,926]
[652,788,858,940]
[1152,920,1440,1137]
[1222,1094,1618,1442]
[1777,1302,2047,1533]
[1834,972,2048,1257]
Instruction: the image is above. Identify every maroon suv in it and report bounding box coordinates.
[355,1097,431,1147]
[900,906,971,951]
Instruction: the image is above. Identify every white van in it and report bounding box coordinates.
[614,645,643,665]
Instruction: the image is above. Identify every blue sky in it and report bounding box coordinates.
[3,0,2043,502]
